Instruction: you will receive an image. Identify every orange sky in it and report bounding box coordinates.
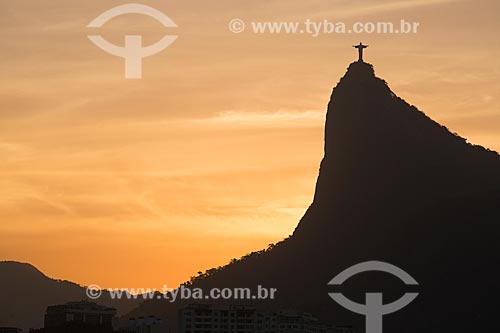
[1,0,499,289]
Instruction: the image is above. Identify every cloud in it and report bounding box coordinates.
[198,110,325,128]
[307,0,461,19]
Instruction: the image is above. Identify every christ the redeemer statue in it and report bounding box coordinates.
[353,42,368,62]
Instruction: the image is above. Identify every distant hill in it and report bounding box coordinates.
[127,62,500,333]
[0,261,144,331]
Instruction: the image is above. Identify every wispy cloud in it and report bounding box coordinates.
[310,0,461,19]
[203,110,324,127]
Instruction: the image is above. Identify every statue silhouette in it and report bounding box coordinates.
[353,42,368,62]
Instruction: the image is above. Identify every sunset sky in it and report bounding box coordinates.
[1,0,499,289]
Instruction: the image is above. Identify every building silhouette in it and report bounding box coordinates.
[40,301,116,333]
[0,328,23,333]
[121,316,168,333]
[179,304,356,333]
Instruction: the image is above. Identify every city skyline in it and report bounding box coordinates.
[1,0,500,290]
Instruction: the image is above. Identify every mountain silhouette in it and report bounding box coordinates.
[0,261,144,331]
[126,62,500,332]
